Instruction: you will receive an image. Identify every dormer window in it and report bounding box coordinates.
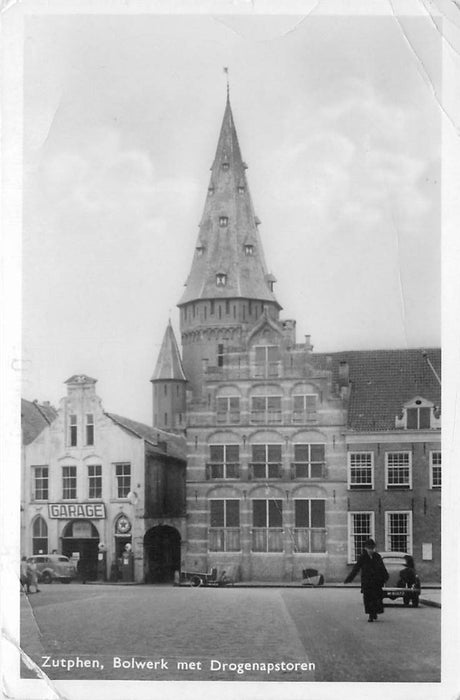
[216,273,227,287]
[268,281,274,291]
[244,244,254,256]
[395,397,440,430]
[208,186,214,195]
[219,216,229,227]
[254,217,261,226]
[238,186,245,194]
[222,162,229,171]
[196,246,205,256]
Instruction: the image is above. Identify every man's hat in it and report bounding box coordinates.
[363,538,376,548]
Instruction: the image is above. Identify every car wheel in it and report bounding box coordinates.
[41,571,52,584]
[403,593,411,606]
[190,575,202,587]
[412,595,419,608]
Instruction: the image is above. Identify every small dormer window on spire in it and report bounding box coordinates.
[216,273,227,287]
[244,244,254,256]
[219,216,229,227]
[196,246,205,257]
[222,162,229,171]
[238,185,245,194]
[208,186,214,195]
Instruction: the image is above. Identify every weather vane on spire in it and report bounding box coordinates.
[223,66,230,98]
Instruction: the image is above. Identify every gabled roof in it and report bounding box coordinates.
[21,399,58,445]
[105,413,186,460]
[151,321,186,382]
[324,348,441,432]
[178,95,280,308]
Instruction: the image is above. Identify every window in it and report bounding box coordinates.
[207,445,240,479]
[196,246,205,256]
[216,273,227,286]
[88,464,102,499]
[292,394,317,422]
[216,396,240,424]
[430,451,441,488]
[385,511,412,553]
[62,466,77,500]
[238,185,245,194]
[407,406,431,429]
[69,414,77,447]
[86,414,94,446]
[244,244,254,256]
[348,452,373,489]
[33,466,48,500]
[252,499,283,551]
[292,444,325,479]
[208,186,214,195]
[219,216,228,227]
[222,162,229,171]
[293,499,326,552]
[250,396,282,424]
[115,463,131,499]
[217,343,224,367]
[250,444,282,479]
[254,345,280,377]
[348,512,375,563]
[385,452,411,489]
[32,516,48,555]
[209,500,240,551]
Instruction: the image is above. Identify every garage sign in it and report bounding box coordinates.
[48,503,106,519]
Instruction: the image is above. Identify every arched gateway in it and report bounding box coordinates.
[143,526,181,583]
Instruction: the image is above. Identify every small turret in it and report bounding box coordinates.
[151,322,187,432]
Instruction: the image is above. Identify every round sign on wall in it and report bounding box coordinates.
[116,515,132,534]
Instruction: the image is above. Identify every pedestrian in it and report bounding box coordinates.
[27,559,41,593]
[344,538,388,622]
[20,557,30,594]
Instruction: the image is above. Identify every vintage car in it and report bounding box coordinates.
[27,554,76,584]
[380,552,421,607]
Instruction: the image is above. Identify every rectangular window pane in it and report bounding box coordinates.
[252,445,266,462]
[225,445,239,462]
[252,397,265,411]
[268,500,282,527]
[419,407,431,429]
[267,445,282,462]
[295,500,309,527]
[305,395,317,410]
[267,396,281,411]
[253,500,266,527]
[293,395,304,412]
[294,444,309,461]
[210,500,224,527]
[226,500,240,527]
[310,444,325,462]
[406,408,418,429]
[310,500,325,528]
[229,397,240,411]
[210,445,224,462]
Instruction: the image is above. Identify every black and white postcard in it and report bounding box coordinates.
[2,1,459,699]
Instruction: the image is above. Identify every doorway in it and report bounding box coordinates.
[61,520,100,581]
[143,526,181,583]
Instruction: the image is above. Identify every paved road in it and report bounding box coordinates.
[20,584,440,683]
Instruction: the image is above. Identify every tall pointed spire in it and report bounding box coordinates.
[151,321,186,382]
[178,90,280,308]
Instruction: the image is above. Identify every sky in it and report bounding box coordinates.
[22,12,442,424]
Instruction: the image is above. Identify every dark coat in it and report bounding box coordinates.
[344,551,389,616]
[344,551,389,590]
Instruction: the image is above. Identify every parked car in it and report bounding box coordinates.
[27,554,76,584]
[380,552,421,607]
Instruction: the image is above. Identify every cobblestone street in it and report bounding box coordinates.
[20,583,440,683]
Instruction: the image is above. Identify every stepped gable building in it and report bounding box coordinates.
[22,374,186,582]
[160,91,442,583]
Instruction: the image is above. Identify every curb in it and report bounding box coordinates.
[419,598,441,609]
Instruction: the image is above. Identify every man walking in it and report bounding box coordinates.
[344,538,388,622]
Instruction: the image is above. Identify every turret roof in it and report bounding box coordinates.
[151,321,186,382]
[178,95,280,308]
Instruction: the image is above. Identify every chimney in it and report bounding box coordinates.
[304,335,313,352]
[339,361,349,385]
